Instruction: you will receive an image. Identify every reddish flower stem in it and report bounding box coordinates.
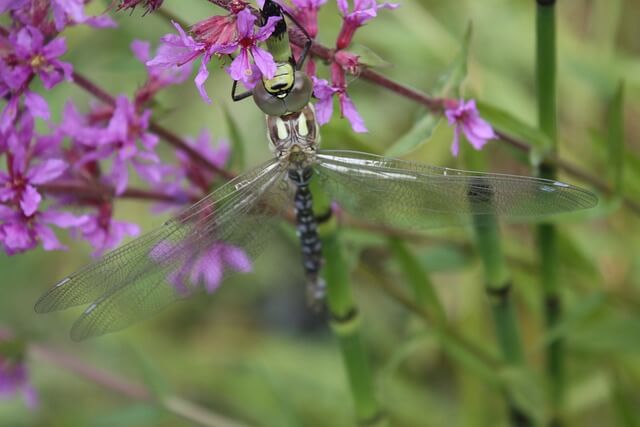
[39,179,196,203]
[30,344,250,427]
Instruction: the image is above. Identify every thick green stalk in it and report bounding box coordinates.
[473,212,531,426]
[324,232,387,427]
[536,1,564,424]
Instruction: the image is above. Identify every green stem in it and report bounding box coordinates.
[473,212,531,426]
[324,233,387,427]
[536,1,564,424]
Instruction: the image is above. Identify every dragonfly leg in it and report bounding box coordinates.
[281,9,313,70]
[231,79,253,101]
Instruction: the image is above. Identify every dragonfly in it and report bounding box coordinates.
[34,3,598,341]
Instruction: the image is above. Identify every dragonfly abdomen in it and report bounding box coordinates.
[288,167,325,303]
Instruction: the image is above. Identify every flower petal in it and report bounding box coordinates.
[251,46,277,80]
[20,185,42,216]
[338,92,367,132]
[27,159,67,184]
[24,91,50,120]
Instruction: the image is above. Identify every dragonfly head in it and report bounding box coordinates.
[254,70,313,116]
[266,103,319,163]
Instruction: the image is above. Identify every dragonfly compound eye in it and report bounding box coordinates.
[253,81,288,116]
[283,71,313,113]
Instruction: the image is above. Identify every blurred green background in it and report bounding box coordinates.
[1,0,639,426]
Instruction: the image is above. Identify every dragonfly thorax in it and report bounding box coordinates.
[266,103,319,166]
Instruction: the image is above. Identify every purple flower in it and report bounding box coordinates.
[0,0,29,14]
[223,8,281,88]
[312,63,367,133]
[51,0,117,31]
[292,0,327,38]
[0,206,87,254]
[77,204,140,257]
[0,350,37,409]
[147,21,213,102]
[0,119,66,217]
[444,99,496,156]
[78,96,161,194]
[152,240,252,296]
[336,0,398,49]
[131,40,191,105]
[1,26,72,91]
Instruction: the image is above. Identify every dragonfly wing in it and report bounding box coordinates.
[35,158,290,340]
[314,150,597,229]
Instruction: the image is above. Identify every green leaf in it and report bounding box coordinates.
[606,81,625,194]
[346,43,392,69]
[384,23,472,157]
[570,312,640,353]
[221,103,246,170]
[433,22,473,98]
[388,238,445,321]
[384,114,442,157]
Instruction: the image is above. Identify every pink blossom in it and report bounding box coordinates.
[0,206,87,254]
[51,0,117,30]
[312,63,367,133]
[77,203,140,257]
[0,25,72,91]
[336,0,398,49]
[78,96,161,195]
[0,339,38,409]
[151,240,252,296]
[147,21,214,103]
[222,8,281,88]
[131,40,191,105]
[444,99,496,156]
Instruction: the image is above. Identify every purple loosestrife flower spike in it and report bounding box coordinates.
[444,99,496,157]
[98,96,161,194]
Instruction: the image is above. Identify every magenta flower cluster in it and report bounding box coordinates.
[0,1,249,296]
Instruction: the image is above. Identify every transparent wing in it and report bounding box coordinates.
[35,158,290,340]
[314,150,597,229]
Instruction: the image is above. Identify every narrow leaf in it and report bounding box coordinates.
[384,22,473,156]
[475,100,552,153]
